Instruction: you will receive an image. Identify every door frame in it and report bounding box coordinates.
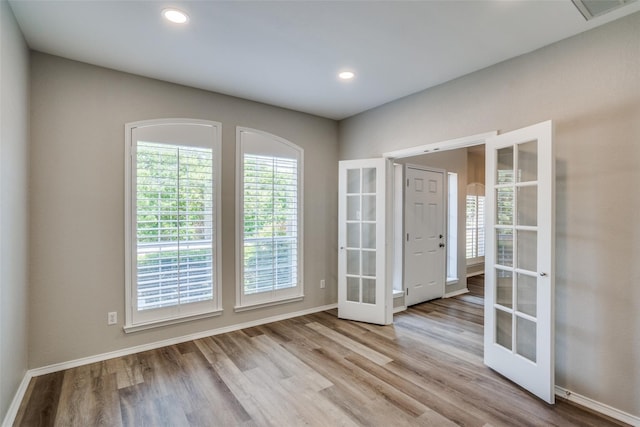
[403,164,447,306]
[383,131,496,307]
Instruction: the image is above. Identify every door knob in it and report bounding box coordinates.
[539,272,547,276]
[439,243,445,248]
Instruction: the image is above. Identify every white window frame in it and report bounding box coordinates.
[236,127,304,311]
[124,118,222,332]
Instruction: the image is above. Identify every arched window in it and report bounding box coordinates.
[125,119,222,331]
[236,128,304,310]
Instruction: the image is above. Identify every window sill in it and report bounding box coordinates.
[234,295,304,313]
[446,278,459,286]
[123,309,223,334]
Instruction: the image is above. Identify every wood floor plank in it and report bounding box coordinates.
[52,364,118,426]
[15,275,628,426]
[14,371,64,426]
[306,321,394,365]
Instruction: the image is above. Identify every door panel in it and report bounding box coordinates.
[405,166,445,306]
[484,120,555,403]
[338,158,392,325]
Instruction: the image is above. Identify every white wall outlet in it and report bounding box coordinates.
[107,311,117,325]
[320,279,326,289]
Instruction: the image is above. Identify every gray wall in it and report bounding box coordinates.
[339,12,640,418]
[0,0,30,420]
[395,149,468,294]
[29,53,338,368]
[467,147,485,186]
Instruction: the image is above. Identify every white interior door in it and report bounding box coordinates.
[484,120,555,403]
[404,165,446,306]
[338,158,392,325]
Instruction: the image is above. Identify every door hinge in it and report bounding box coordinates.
[406,289,409,295]
[407,178,409,187]
[406,233,409,242]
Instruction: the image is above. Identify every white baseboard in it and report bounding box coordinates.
[2,303,337,426]
[393,305,407,313]
[2,372,33,427]
[444,288,469,298]
[555,386,640,426]
[466,271,484,278]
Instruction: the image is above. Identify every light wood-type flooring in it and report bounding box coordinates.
[14,276,626,426]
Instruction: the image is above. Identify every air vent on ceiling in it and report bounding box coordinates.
[572,0,637,20]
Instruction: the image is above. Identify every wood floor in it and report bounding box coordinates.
[15,276,625,426]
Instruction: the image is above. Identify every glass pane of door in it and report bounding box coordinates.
[344,165,376,305]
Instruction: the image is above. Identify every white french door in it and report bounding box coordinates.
[338,158,392,325]
[484,120,555,403]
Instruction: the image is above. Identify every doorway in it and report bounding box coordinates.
[390,137,488,311]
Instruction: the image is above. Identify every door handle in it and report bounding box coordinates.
[539,272,547,277]
[439,243,445,248]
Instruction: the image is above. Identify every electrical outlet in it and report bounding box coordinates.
[320,279,326,289]
[107,311,117,325]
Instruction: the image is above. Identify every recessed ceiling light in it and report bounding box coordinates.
[338,71,355,80]
[162,8,189,24]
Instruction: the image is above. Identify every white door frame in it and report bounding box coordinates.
[383,131,497,306]
[403,164,447,305]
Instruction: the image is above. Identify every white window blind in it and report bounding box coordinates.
[237,128,303,309]
[136,142,214,310]
[466,183,485,261]
[125,119,222,331]
[243,154,298,294]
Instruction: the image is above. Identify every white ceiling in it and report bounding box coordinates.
[8,1,640,120]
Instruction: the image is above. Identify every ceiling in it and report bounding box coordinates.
[8,1,640,120]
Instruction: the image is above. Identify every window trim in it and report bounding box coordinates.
[235,127,304,311]
[124,118,223,333]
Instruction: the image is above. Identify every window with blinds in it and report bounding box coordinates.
[237,128,303,309]
[125,119,222,331]
[466,186,486,262]
[136,142,214,310]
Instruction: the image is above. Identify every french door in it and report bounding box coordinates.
[484,120,555,403]
[338,158,392,325]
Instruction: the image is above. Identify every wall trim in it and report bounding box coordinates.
[2,372,32,427]
[2,304,337,426]
[393,305,407,314]
[444,288,469,298]
[555,386,640,426]
[382,131,497,159]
